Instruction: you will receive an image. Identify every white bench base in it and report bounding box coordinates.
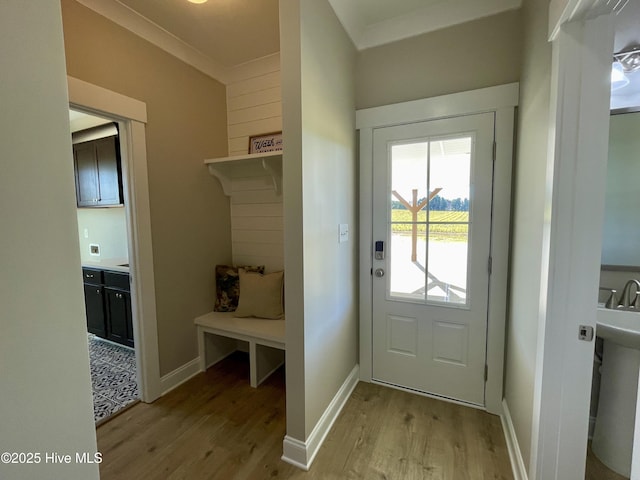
[195,311,285,388]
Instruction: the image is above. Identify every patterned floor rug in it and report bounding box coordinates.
[88,334,139,423]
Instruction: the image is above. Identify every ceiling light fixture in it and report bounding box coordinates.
[188,0,208,3]
[614,46,640,74]
[611,61,630,91]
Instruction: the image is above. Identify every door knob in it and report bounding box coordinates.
[374,268,385,278]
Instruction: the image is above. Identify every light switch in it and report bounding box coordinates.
[84,228,89,239]
[339,224,349,243]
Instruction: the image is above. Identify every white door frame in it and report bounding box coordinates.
[531,2,623,478]
[357,83,518,415]
[68,76,162,402]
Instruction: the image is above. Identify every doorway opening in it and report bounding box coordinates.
[70,108,140,423]
[67,75,162,408]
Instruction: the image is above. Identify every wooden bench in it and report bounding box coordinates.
[195,311,285,387]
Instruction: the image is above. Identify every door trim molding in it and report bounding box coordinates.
[357,83,518,415]
[68,76,162,402]
[530,12,616,480]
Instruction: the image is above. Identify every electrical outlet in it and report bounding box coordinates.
[83,228,89,239]
[89,244,100,256]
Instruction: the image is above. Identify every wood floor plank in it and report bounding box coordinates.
[97,353,513,480]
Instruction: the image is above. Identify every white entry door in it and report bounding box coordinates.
[372,112,495,406]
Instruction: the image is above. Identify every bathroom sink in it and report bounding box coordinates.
[596,307,640,349]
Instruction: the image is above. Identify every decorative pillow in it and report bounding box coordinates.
[233,269,284,319]
[214,265,265,312]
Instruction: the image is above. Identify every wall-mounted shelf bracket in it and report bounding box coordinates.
[204,151,283,196]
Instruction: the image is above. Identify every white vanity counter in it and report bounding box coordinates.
[82,257,129,273]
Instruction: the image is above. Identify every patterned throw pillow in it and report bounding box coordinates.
[214,265,265,312]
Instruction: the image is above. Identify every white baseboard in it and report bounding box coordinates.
[501,398,529,480]
[282,364,360,470]
[160,357,201,396]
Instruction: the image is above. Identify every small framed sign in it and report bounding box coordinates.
[249,132,283,154]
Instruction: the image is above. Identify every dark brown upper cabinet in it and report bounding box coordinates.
[72,123,123,207]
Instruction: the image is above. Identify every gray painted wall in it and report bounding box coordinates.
[504,0,551,472]
[0,2,99,478]
[355,10,522,110]
[281,0,358,441]
[602,112,640,267]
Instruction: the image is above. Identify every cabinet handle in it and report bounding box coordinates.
[86,274,94,278]
[96,289,100,294]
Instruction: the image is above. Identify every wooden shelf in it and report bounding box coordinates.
[204,151,283,196]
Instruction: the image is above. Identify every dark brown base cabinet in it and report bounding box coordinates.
[82,267,134,348]
[84,283,107,338]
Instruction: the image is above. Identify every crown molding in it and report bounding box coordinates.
[330,0,521,51]
[75,0,232,84]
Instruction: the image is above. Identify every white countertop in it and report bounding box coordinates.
[82,257,130,274]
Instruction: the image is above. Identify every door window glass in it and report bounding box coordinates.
[389,136,472,306]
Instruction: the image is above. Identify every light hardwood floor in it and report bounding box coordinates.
[97,352,513,479]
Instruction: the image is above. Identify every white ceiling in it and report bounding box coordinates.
[328,0,521,50]
[116,0,280,67]
[69,109,112,133]
[77,0,521,83]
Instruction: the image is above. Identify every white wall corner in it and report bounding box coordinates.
[282,364,360,470]
[159,357,201,396]
[327,0,364,49]
[501,399,529,480]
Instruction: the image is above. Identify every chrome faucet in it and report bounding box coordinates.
[618,279,640,309]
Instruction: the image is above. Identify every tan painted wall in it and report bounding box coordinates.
[504,0,551,471]
[0,2,99,478]
[61,0,232,376]
[281,0,358,440]
[355,9,522,109]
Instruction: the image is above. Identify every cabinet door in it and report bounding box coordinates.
[105,288,134,347]
[95,137,122,206]
[74,143,99,207]
[83,284,106,337]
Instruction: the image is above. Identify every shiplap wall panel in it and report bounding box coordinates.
[234,242,283,259]
[232,229,283,245]
[231,203,282,218]
[233,216,284,231]
[229,137,251,154]
[226,60,283,273]
[228,86,281,111]
[227,68,282,157]
[231,188,281,205]
[227,71,281,97]
[227,102,282,126]
[231,176,274,192]
[228,118,282,145]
